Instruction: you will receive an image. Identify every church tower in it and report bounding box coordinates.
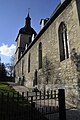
[15,13,37,63]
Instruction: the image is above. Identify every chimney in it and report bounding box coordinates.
[61,0,65,4]
[40,18,49,29]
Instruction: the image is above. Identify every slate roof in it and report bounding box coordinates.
[19,26,37,36]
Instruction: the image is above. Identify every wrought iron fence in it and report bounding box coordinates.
[0,89,66,120]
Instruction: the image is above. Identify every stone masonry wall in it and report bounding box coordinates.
[15,0,80,106]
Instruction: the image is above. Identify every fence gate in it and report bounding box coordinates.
[27,89,66,120]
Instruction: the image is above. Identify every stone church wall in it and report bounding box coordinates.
[21,0,80,89]
[15,0,80,106]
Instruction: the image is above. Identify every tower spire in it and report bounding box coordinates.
[25,9,31,27]
[28,8,30,14]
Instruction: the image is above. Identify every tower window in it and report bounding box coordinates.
[22,60,24,75]
[58,22,69,61]
[38,42,42,69]
[28,53,30,73]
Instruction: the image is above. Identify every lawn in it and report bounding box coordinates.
[0,82,18,100]
[0,82,29,119]
[0,82,15,92]
[0,82,28,104]
[0,82,47,120]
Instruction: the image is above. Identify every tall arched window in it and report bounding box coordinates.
[58,22,69,61]
[33,70,37,86]
[28,53,30,73]
[22,60,24,75]
[39,42,42,69]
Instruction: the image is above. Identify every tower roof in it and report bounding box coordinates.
[19,12,36,35]
[25,12,31,21]
[16,13,37,41]
[19,26,37,36]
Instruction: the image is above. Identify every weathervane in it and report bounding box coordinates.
[28,8,30,14]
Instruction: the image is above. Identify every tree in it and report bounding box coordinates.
[42,56,54,84]
[38,55,55,87]
[37,55,63,91]
[5,55,15,77]
[11,55,15,65]
[6,63,14,77]
[0,63,7,78]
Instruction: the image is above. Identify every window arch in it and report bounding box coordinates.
[38,42,42,69]
[28,53,30,73]
[58,22,69,61]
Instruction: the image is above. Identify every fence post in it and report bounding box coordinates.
[1,92,4,103]
[7,92,9,102]
[12,92,14,102]
[31,96,35,108]
[17,92,19,105]
[58,89,66,120]
[22,92,24,101]
[27,91,28,102]
[54,90,56,110]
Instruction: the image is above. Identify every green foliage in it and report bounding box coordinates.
[0,82,17,98]
[0,82,14,92]
[6,63,14,77]
[38,55,55,85]
[0,63,7,78]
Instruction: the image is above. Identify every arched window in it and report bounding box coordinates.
[33,70,37,86]
[39,42,42,69]
[58,22,69,61]
[28,53,30,73]
[22,60,24,75]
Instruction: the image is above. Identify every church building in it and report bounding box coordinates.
[14,0,80,99]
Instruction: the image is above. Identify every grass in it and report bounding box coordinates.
[0,82,18,99]
[0,82,28,105]
[0,82,15,92]
[0,82,30,104]
[0,82,47,120]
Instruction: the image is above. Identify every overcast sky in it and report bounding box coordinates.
[0,0,60,63]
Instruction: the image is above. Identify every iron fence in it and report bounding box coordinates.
[0,89,66,120]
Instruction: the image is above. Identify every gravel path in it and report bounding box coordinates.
[7,82,29,93]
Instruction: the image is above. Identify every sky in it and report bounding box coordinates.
[0,0,60,63]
